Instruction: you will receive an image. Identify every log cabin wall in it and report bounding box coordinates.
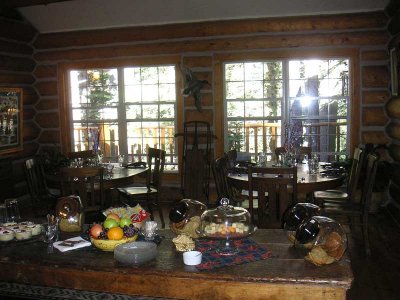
[383,0,400,227]
[0,14,37,199]
[15,11,389,186]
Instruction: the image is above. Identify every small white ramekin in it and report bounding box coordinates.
[183,251,202,265]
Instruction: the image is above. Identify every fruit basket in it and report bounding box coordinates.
[90,235,138,252]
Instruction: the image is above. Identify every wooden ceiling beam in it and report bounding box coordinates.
[2,0,73,8]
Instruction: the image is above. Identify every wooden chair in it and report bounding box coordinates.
[59,166,105,223]
[224,149,237,170]
[321,153,379,255]
[212,156,244,206]
[117,148,166,228]
[314,146,364,205]
[24,158,58,217]
[248,165,297,228]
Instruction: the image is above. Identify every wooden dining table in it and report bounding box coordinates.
[46,165,148,190]
[0,229,353,300]
[227,162,344,199]
[102,165,148,190]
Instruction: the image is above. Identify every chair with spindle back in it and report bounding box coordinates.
[59,166,105,223]
[25,158,58,217]
[248,165,297,228]
[321,153,379,255]
[314,146,364,206]
[117,148,166,228]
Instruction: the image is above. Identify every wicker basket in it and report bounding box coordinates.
[90,235,138,251]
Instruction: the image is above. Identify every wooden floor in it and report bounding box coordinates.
[346,210,400,300]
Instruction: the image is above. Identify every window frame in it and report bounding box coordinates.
[58,56,184,176]
[213,49,360,160]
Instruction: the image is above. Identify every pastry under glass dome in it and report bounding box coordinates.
[197,198,255,255]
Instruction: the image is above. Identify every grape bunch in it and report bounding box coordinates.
[98,231,107,240]
[122,224,138,237]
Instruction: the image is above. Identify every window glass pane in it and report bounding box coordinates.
[225,63,244,81]
[226,82,244,99]
[227,101,244,118]
[245,62,263,80]
[70,65,177,169]
[124,85,141,102]
[142,104,159,119]
[245,100,263,117]
[225,58,349,162]
[159,83,176,101]
[245,81,263,99]
[126,104,142,119]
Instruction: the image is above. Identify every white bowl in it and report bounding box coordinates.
[183,251,202,265]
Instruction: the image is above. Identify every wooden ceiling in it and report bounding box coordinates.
[2,0,73,8]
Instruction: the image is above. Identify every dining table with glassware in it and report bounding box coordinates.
[227,161,345,200]
[0,228,353,300]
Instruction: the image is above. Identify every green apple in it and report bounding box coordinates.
[103,218,119,229]
[119,217,132,227]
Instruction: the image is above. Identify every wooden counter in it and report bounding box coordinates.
[0,229,353,299]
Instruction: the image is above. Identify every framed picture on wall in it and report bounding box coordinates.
[390,47,398,96]
[0,88,23,154]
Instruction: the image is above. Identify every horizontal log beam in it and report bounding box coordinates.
[0,18,37,42]
[0,40,33,55]
[0,73,34,84]
[0,55,35,72]
[35,31,388,62]
[2,0,72,8]
[34,11,387,49]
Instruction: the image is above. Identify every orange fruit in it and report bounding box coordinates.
[107,227,124,240]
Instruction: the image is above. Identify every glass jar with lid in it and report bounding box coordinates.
[283,202,321,243]
[295,216,347,265]
[169,199,207,238]
[198,198,253,255]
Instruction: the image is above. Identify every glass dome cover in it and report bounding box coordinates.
[198,198,252,239]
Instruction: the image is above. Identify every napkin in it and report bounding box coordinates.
[53,237,91,252]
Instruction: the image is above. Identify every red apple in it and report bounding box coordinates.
[89,223,104,239]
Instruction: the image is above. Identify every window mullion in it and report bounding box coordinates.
[117,68,128,156]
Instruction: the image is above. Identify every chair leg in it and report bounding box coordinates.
[362,212,371,256]
[147,194,155,221]
[155,194,165,229]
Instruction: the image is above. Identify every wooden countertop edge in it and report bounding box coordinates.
[0,262,348,300]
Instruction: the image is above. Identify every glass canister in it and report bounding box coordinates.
[198,198,252,255]
[56,195,84,232]
[198,198,252,239]
[283,203,321,243]
[295,216,347,265]
[169,199,207,238]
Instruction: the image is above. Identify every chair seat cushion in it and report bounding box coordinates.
[118,186,157,197]
[314,190,348,200]
[322,202,362,216]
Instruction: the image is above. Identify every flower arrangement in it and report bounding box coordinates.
[283,119,303,153]
[89,127,101,154]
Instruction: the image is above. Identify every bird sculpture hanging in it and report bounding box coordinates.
[180,65,210,112]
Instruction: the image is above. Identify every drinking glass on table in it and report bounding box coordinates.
[118,154,125,167]
[5,198,20,222]
[106,162,114,179]
[43,224,58,243]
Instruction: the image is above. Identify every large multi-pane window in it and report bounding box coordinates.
[69,65,178,170]
[224,59,349,162]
